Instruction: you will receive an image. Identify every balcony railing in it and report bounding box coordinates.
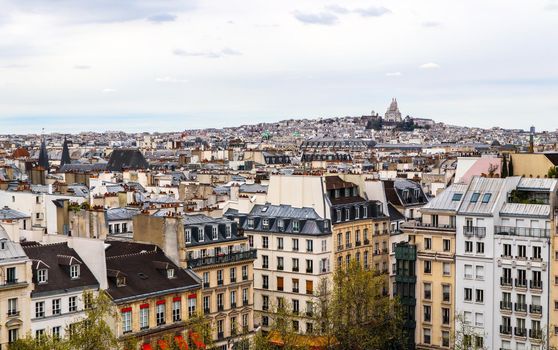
[463,226,486,238]
[230,277,236,283]
[500,277,512,287]
[530,329,542,339]
[530,280,543,290]
[514,303,527,313]
[203,308,210,315]
[515,327,527,337]
[500,325,512,335]
[364,239,370,245]
[495,226,550,238]
[515,279,527,288]
[500,301,512,310]
[529,304,543,314]
[187,249,257,268]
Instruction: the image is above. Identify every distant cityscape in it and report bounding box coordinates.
[0,98,557,350]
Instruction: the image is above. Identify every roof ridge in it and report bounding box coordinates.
[106,248,159,260]
[23,241,67,249]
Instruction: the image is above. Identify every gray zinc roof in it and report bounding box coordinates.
[0,206,30,220]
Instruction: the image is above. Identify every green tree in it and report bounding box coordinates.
[187,313,215,349]
[314,261,404,350]
[501,155,508,178]
[452,313,487,350]
[9,335,71,350]
[508,156,514,176]
[548,167,557,178]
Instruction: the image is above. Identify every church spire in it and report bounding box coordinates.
[60,136,71,167]
[38,134,49,171]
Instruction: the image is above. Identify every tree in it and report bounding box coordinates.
[548,167,557,178]
[452,313,487,350]
[314,261,405,350]
[187,313,215,350]
[9,336,71,350]
[508,156,514,176]
[501,155,508,178]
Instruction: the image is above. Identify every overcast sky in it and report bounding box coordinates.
[0,0,557,134]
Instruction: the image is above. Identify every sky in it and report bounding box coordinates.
[0,0,557,134]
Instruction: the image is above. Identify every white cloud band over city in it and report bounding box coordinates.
[0,0,557,133]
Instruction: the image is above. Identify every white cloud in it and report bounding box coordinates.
[386,72,402,76]
[420,62,440,69]
[155,76,189,83]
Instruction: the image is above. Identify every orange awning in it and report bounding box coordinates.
[175,335,189,350]
[189,331,206,349]
[141,344,153,350]
[157,339,169,350]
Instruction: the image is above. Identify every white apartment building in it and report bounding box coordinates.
[228,204,332,333]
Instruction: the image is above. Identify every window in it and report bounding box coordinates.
[226,225,232,238]
[345,208,350,221]
[277,277,284,291]
[156,303,166,325]
[423,328,431,344]
[292,238,299,251]
[70,264,80,279]
[481,193,492,203]
[464,264,473,279]
[247,218,254,229]
[306,280,313,294]
[35,301,45,318]
[452,193,462,201]
[443,239,450,252]
[262,255,269,269]
[262,275,269,289]
[443,263,450,276]
[424,305,431,322]
[262,237,269,249]
[9,328,18,343]
[242,265,248,280]
[533,246,542,260]
[172,299,181,322]
[277,257,284,270]
[442,330,450,347]
[229,267,236,283]
[424,261,432,274]
[262,219,269,229]
[122,223,127,232]
[292,258,299,272]
[322,239,327,252]
[518,245,526,258]
[306,322,313,333]
[140,306,149,329]
[203,296,210,314]
[476,289,484,303]
[243,288,248,305]
[503,243,511,257]
[217,269,223,285]
[248,235,254,248]
[475,266,484,280]
[52,299,60,315]
[277,237,284,250]
[424,238,432,250]
[293,278,299,293]
[293,221,300,232]
[424,283,432,300]
[464,288,472,301]
[167,268,175,279]
[336,209,341,222]
[470,192,480,203]
[212,226,218,240]
[217,320,224,338]
[476,242,484,254]
[442,285,451,302]
[363,206,368,218]
[6,298,18,318]
[122,310,132,333]
[52,326,61,339]
[6,267,16,283]
[37,269,48,284]
[306,240,313,252]
[262,296,269,311]
[475,312,484,327]
[306,259,313,273]
[69,296,77,312]
[442,308,450,325]
[465,241,473,253]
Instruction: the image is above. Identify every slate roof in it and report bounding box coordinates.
[22,242,100,297]
[0,206,30,220]
[422,183,468,212]
[59,163,108,173]
[106,207,140,222]
[104,241,200,303]
[184,214,245,247]
[0,227,28,262]
[106,149,149,172]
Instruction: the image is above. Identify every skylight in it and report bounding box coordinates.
[482,193,492,203]
[470,193,480,203]
[452,193,463,201]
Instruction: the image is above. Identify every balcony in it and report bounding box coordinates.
[292,288,299,293]
[230,277,236,283]
[529,329,542,339]
[530,304,543,314]
[346,243,352,249]
[494,226,550,238]
[186,249,258,268]
[356,241,361,247]
[514,327,527,337]
[292,267,299,272]
[514,303,527,313]
[231,302,237,308]
[218,305,224,312]
[500,301,512,311]
[262,284,269,290]
[242,274,248,281]
[337,245,344,251]
[217,280,223,286]
[262,304,269,311]
[218,332,224,340]
[277,285,283,291]
[500,325,512,335]
[203,282,210,288]
[0,279,28,290]
[306,268,313,274]
[463,226,486,238]
[364,239,370,245]
[530,280,543,290]
[7,310,19,317]
[277,265,284,271]
[500,277,512,287]
[515,279,527,288]
[204,308,210,315]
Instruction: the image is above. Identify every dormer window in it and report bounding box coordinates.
[345,208,350,221]
[278,219,284,230]
[198,230,204,242]
[247,218,254,229]
[185,229,191,244]
[212,226,218,240]
[117,276,126,287]
[167,268,175,279]
[355,206,360,219]
[363,206,368,218]
[70,264,80,279]
[324,220,329,229]
[226,225,232,238]
[345,188,350,197]
[292,221,300,233]
[262,219,269,229]
[336,209,341,222]
[0,241,5,250]
[37,269,48,284]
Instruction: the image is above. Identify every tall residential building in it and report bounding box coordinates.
[403,183,466,349]
[394,241,417,350]
[227,204,331,334]
[183,214,256,350]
